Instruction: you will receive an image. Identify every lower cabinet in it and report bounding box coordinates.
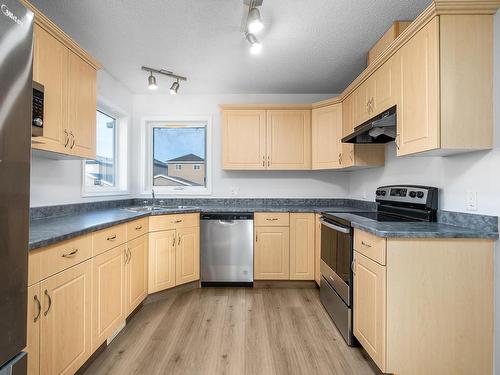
[27,284,41,375]
[353,251,387,372]
[289,213,315,280]
[254,226,290,280]
[314,214,321,285]
[126,234,148,314]
[39,261,92,375]
[91,245,126,352]
[148,226,200,293]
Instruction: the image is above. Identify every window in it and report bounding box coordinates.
[143,117,211,195]
[83,109,128,196]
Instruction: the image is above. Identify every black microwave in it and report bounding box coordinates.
[32,81,44,137]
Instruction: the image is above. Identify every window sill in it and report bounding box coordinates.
[81,190,130,198]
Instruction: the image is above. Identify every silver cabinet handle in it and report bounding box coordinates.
[64,129,70,147]
[361,240,372,248]
[255,233,258,242]
[338,153,342,165]
[172,234,176,247]
[124,248,128,264]
[319,219,350,234]
[107,234,117,241]
[178,235,181,246]
[69,131,75,149]
[43,289,52,316]
[33,294,41,323]
[135,226,142,231]
[266,218,278,221]
[62,248,78,258]
[127,248,132,264]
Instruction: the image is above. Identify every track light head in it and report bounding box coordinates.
[170,80,180,95]
[247,7,263,34]
[246,33,262,55]
[148,72,158,90]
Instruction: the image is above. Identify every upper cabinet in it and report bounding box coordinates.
[312,104,342,170]
[221,107,311,170]
[24,0,101,159]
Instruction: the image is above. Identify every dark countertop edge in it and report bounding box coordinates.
[351,222,500,240]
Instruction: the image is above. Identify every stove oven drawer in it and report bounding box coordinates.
[354,229,386,265]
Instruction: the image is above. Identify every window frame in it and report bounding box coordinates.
[81,104,129,197]
[141,116,212,196]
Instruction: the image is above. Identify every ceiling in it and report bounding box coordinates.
[29,0,432,94]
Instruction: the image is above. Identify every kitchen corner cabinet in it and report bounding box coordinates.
[175,227,200,285]
[353,229,494,374]
[221,108,311,170]
[126,234,149,315]
[148,230,176,293]
[28,1,101,159]
[312,104,342,169]
[289,213,315,280]
[40,260,92,375]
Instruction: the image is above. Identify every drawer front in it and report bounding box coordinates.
[93,224,126,256]
[39,234,93,280]
[354,229,386,265]
[255,212,290,227]
[149,213,200,232]
[126,217,149,241]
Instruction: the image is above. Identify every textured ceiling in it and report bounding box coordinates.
[29,0,432,94]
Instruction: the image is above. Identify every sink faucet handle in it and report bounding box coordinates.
[152,189,155,199]
[159,200,165,206]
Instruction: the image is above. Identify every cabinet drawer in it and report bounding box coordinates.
[93,224,126,256]
[39,234,92,280]
[149,213,200,232]
[127,217,149,241]
[255,212,290,227]
[354,229,386,265]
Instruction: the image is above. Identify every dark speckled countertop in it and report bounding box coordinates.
[29,201,498,250]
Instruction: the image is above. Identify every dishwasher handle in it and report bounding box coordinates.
[218,220,236,225]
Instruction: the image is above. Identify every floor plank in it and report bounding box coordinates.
[83,287,381,375]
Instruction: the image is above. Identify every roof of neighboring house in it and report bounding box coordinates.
[153,174,202,186]
[167,153,204,163]
[153,158,168,167]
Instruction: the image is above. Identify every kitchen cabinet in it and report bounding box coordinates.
[40,260,92,375]
[254,226,290,280]
[126,234,149,315]
[353,251,387,372]
[289,213,315,280]
[26,0,101,159]
[27,283,41,375]
[312,104,342,169]
[91,245,126,352]
[266,110,311,170]
[352,81,371,126]
[221,110,267,170]
[148,230,176,293]
[175,227,200,285]
[314,214,321,286]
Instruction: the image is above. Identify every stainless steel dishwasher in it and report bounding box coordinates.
[201,213,254,286]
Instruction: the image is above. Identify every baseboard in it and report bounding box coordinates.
[201,281,253,288]
[144,280,200,304]
[75,341,107,375]
[253,280,317,289]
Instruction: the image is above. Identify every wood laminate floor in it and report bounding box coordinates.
[83,287,381,375]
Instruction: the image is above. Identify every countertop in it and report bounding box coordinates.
[29,204,499,251]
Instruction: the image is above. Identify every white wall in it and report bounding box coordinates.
[131,93,349,199]
[30,70,134,207]
[349,11,500,374]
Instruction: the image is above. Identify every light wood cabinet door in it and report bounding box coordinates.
[397,17,440,156]
[91,246,126,352]
[68,51,97,159]
[290,213,315,280]
[254,227,290,280]
[353,252,386,372]
[27,283,41,375]
[352,81,370,127]
[40,261,92,375]
[266,110,311,170]
[314,214,321,286]
[126,235,148,315]
[312,104,342,170]
[222,110,266,170]
[371,54,401,115]
[175,227,200,286]
[148,230,176,293]
[32,25,68,154]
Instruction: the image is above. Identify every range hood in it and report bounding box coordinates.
[342,106,397,144]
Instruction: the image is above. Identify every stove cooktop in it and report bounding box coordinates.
[351,212,421,222]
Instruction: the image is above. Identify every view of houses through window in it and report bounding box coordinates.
[152,125,206,188]
[85,111,117,188]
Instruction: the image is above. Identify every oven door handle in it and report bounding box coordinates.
[319,219,351,234]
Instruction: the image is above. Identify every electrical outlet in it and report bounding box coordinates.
[466,191,478,211]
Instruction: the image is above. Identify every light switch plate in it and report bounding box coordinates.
[466,191,478,211]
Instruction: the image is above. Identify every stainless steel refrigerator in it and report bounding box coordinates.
[0,0,33,373]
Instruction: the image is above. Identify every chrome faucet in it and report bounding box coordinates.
[152,189,156,208]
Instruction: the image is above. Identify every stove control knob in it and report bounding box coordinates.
[417,191,425,199]
[376,190,381,196]
[409,191,417,198]
[381,190,386,196]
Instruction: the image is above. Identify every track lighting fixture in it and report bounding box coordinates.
[170,79,180,95]
[246,33,262,55]
[147,72,158,90]
[247,7,263,34]
[141,66,187,94]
